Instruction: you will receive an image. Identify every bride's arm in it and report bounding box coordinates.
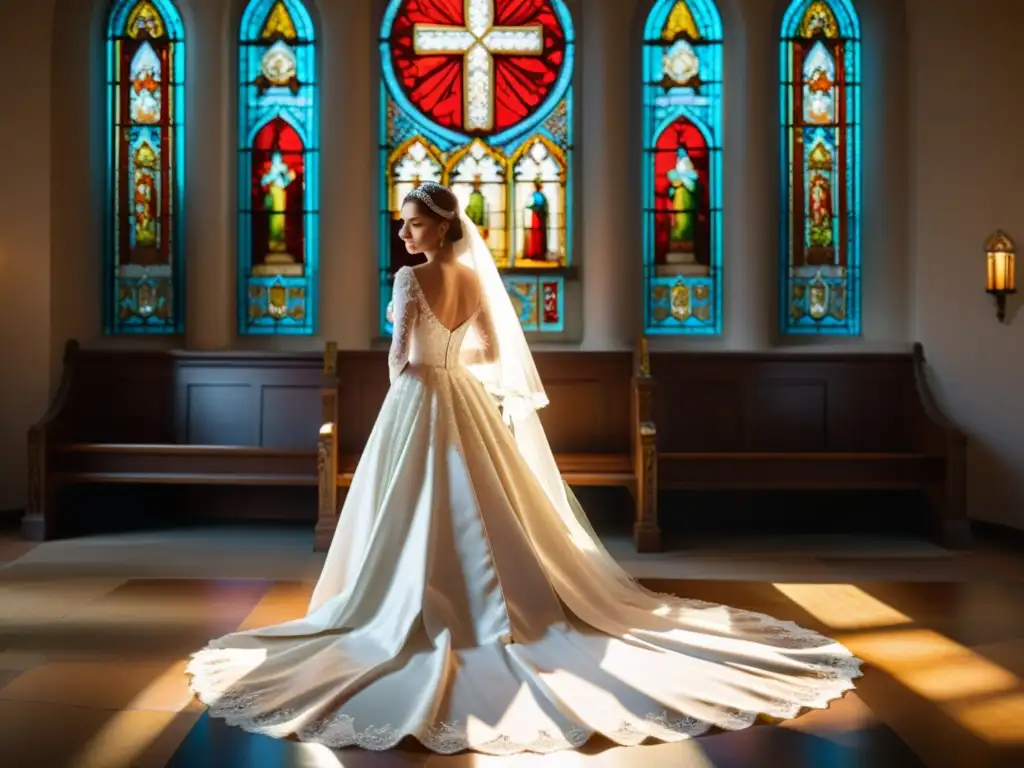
[388,267,417,383]
[464,298,499,365]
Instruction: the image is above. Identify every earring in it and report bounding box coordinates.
[438,234,446,249]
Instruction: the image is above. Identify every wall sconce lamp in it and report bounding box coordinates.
[985,230,1016,323]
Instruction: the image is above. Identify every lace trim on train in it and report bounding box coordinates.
[629,583,858,651]
[186,643,862,756]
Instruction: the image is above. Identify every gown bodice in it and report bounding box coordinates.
[407,296,477,370]
[388,266,485,378]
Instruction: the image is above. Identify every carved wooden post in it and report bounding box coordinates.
[912,343,971,549]
[315,342,339,552]
[23,339,79,541]
[935,429,969,548]
[22,426,53,541]
[632,336,660,552]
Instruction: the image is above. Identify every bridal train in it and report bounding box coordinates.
[186,264,861,755]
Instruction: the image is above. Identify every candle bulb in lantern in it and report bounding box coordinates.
[984,230,1016,322]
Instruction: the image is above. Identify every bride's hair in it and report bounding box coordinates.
[403,182,465,243]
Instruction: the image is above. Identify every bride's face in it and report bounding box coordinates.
[399,201,447,255]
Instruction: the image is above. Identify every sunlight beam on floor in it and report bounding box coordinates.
[947,691,1024,745]
[771,583,914,630]
[839,627,1022,746]
[772,582,1024,747]
[70,661,203,768]
[850,629,1019,703]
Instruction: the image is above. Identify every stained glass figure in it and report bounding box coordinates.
[642,1,723,335]
[239,0,319,334]
[780,0,861,334]
[105,0,185,334]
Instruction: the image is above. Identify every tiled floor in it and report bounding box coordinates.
[1,525,1021,767]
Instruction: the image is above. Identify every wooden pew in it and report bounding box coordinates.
[645,343,968,550]
[24,340,323,540]
[315,343,656,551]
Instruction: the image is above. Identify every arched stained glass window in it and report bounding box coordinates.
[780,0,861,334]
[380,0,575,336]
[238,0,319,335]
[105,0,185,334]
[642,0,723,335]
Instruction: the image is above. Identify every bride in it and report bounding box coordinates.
[187,182,861,755]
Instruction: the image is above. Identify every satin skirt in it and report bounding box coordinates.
[187,364,861,755]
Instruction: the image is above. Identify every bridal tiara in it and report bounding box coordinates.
[406,185,456,220]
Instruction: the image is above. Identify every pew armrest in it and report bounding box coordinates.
[911,343,967,454]
[631,337,660,552]
[911,343,968,547]
[316,342,341,551]
[25,340,82,540]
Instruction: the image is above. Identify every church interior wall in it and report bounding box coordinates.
[0,0,1020,532]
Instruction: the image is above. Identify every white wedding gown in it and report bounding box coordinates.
[187,266,862,755]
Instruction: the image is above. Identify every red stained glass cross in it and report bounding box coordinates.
[413,0,544,132]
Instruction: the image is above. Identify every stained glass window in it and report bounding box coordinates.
[780,0,861,334]
[238,0,319,335]
[380,0,575,335]
[105,0,185,334]
[642,1,723,335]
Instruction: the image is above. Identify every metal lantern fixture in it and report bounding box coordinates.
[985,230,1016,323]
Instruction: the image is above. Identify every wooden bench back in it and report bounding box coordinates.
[649,346,948,454]
[39,341,323,449]
[324,349,636,456]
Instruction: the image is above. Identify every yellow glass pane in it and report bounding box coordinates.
[125,1,166,39]
[262,1,298,40]
[662,1,699,41]
[799,1,840,38]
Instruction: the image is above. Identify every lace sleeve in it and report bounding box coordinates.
[388,267,418,383]
[469,294,499,364]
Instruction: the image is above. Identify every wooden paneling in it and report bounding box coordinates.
[650,352,925,454]
[534,352,633,454]
[26,340,966,554]
[324,350,635,455]
[648,345,968,549]
[330,351,390,455]
[171,352,323,447]
[43,344,323,448]
[24,342,323,540]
